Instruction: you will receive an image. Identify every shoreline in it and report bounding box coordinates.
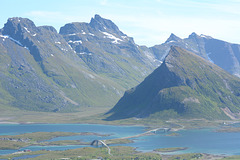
[0,121,147,127]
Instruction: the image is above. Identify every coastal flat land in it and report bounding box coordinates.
[0,145,234,160]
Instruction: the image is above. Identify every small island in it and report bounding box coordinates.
[165,132,180,136]
[0,132,110,150]
[154,147,188,153]
[216,127,240,133]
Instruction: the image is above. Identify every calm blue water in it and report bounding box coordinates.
[126,128,240,155]
[0,124,240,155]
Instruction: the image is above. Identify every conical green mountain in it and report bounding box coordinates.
[106,46,240,120]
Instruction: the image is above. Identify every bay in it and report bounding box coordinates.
[127,128,240,155]
[0,124,240,156]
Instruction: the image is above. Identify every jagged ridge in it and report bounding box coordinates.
[150,32,240,77]
[0,15,159,112]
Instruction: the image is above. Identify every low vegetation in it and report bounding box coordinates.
[0,146,162,160]
[216,127,240,132]
[106,47,240,121]
[0,146,235,160]
[104,138,133,145]
[165,132,180,136]
[0,132,109,150]
[154,147,188,152]
[0,141,27,150]
[222,156,240,160]
[42,140,89,146]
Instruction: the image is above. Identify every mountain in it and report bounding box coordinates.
[0,17,122,111]
[0,15,159,112]
[149,32,240,77]
[106,46,240,120]
[1,15,240,114]
[59,14,160,88]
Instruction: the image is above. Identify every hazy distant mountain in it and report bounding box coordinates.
[150,32,240,77]
[106,46,240,120]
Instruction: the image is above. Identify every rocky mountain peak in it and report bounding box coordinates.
[93,14,103,20]
[89,14,123,35]
[59,23,80,35]
[188,32,201,39]
[2,17,72,62]
[165,33,182,43]
[2,17,38,37]
[165,46,182,60]
[39,25,58,33]
[199,34,213,39]
[6,17,35,26]
[188,32,213,40]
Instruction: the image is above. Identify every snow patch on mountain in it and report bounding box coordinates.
[78,52,92,56]
[167,40,176,44]
[0,35,9,39]
[2,35,23,46]
[101,31,123,44]
[81,30,86,34]
[24,27,30,33]
[61,48,68,51]
[68,33,77,36]
[24,46,29,51]
[69,40,82,44]
[200,34,212,39]
[121,36,128,40]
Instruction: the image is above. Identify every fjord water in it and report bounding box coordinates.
[129,128,240,155]
[0,124,240,155]
[0,124,144,155]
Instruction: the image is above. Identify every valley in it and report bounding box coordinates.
[0,13,240,159]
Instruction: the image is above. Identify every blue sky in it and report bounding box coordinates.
[1,0,240,46]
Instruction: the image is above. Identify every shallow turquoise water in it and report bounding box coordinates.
[0,124,240,155]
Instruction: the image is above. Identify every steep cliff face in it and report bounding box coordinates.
[106,46,240,120]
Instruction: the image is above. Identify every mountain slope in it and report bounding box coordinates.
[150,33,240,77]
[0,17,125,111]
[1,15,240,114]
[106,46,240,120]
[0,15,161,112]
[59,14,160,88]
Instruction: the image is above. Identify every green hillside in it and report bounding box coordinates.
[106,46,240,120]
